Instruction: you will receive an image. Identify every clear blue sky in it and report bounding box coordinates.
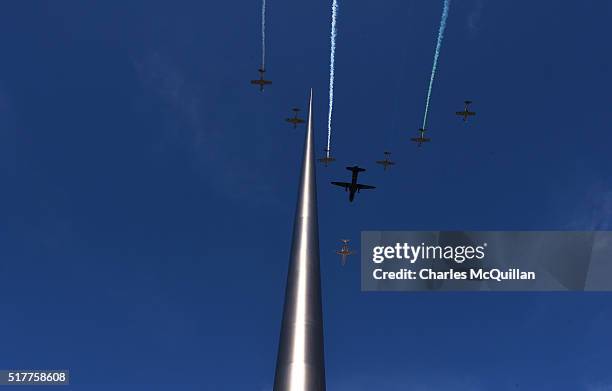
[0,1,611,390]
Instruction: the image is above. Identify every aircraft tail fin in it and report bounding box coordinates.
[346,166,366,173]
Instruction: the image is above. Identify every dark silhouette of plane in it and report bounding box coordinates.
[250,68,272,91]
[456,100,476,122]
[318,148,336,167]
[336,239,354,266]
[375,151,395,171]
[285,108,305,129]
[331,166,376,202]
[411,128,431,147]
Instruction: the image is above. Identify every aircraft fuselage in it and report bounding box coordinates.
[347,170,361,202]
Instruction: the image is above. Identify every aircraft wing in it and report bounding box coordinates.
[331,181,351,189]
[251,80,261,85]
[467,111,476,116]
[456,111,466,116]
[263,80,272,85]
[356,184,376,190]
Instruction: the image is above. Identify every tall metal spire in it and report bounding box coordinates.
[273,90,326,391]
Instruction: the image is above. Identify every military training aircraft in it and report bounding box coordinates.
[331,166,376,202]
[411,128,431,147]
[250,68,272,91]
[318,148,336,167]
[336,239,354,266]
[285,108,305,129]
[375,151,395,171]
[455,100,476,122]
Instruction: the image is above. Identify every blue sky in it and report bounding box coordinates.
[0,1,611,390]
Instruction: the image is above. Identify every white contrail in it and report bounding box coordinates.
[422,0,451,130]
[326,0,338,157]
[261,0,266,69]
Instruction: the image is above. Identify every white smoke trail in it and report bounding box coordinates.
[326,0,338,157]
[261,0,266,69]
[422,0,451,130]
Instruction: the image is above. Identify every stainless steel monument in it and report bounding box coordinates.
[273,90,326,391]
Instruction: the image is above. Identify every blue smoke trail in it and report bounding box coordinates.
[261,0,266,69]
[326,0,338,157]
[422,0,451,130]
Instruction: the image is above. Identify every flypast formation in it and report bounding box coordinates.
[251,0,478,263]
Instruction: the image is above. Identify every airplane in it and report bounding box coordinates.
[331,166,376,202]
[250,68,272,91]
[410,128,431,147]
[317,148,336,167]
[336,239,354,266]
[455,100,476,122]
[285,108,305,129]
[375,151,395,171]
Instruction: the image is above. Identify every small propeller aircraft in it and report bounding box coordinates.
[455,100,476,122]
[336,239,354,266]
[250,68,272,92]
[331,166,376,202]
[375,151,395,171]
[285,108,305,129]
[411,128,431,147]
[317,148,336,167]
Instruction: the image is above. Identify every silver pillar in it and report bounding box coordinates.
[273,90,326,391]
